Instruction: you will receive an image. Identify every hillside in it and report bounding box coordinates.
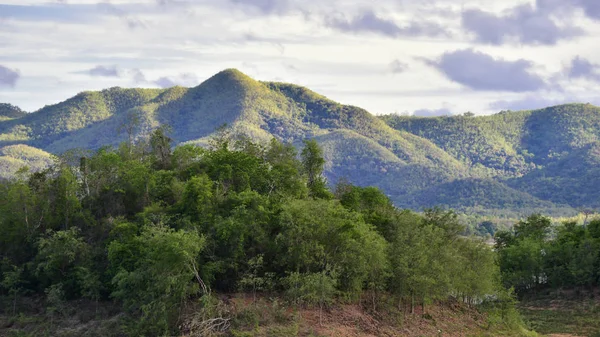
[0,144,54,179]
[382,104,600,210]
[0,69,598,215]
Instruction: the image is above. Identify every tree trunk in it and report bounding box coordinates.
[319,301,323,326]
[372,290,376,312]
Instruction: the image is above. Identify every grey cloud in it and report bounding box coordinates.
[390,60,408,74]
[131,69,147,83]
[568,56,600,82]
[579,0,600,19]
[413,107,452,117]
[0,65,20,88]
[153,73,199,88]
[462,4,582,45]
[88,65,120,77]
[537,0,600,20]
[430,49,546,92]
[326,10,448,38]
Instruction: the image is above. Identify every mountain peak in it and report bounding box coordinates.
[210,68,254,83]
[188,68,261,96]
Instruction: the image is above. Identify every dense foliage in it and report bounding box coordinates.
[0,103,26,120]
[0,131,508,335]
[496,214,600,295]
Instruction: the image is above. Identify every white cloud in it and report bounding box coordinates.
[0,0,599,114]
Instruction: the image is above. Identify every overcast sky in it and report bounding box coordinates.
[1,0,600,115]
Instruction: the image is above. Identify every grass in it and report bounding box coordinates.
[519,290,600,336]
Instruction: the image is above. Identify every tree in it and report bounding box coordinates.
[497,237,545,293]
[35,228,90,295]
[265,138,308,199]
[514,214,551,241]
[109,225,208,335]
[423,207,464,241]
[118,110,142,155]
[1,263,25,315]
[275,199,387,296]
[179,174,213,224]
[301,139,331,199]
[150,126,173,170]
[237,254,274,304]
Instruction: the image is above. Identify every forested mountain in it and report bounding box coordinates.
[382,104,600,212]
[0,69,598,216]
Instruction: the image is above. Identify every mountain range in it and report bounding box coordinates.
[1,69,599,217]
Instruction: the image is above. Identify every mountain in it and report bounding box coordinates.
[382,104,600,211]
[0,69,597,216]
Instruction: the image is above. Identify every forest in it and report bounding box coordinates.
[497,214,600,293]
[0,127,540,336]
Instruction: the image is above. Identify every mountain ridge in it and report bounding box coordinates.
[0,69,598,216]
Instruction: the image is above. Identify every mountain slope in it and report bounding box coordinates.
[0,70,596,215]
[0,144,54,179]
[382,104,600,210]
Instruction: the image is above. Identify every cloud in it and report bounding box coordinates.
[131,69,147,83]
[153,73,199,88]
[428,49,547,92]
[325,10,448,38]
[488,95,595,111]
[413,107,452,117]
[567,56,600,82]
[537,0,600,20]
[578,0,600,19]
[0,65,20,88]
[97,1,145,29]
[83,66,198,87]
[390,60,408,74]
[0,3,95,23]
[462,4,583,45]
[88,65,120,77]
[230,0,290,15]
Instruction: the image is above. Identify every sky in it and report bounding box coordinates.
[1,0,600,116]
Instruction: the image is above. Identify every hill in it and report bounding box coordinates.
[0,69,598,215]
[382,104,600,211]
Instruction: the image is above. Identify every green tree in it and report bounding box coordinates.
[35,228,90,296]
[301,139,332,199]
[238,254,274,304]
[514,214,551,241]
[109,225,207,335]
[1,263,25,315]
[179,174,214,224]
[150,126,173,170]
[284,270,337,325]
